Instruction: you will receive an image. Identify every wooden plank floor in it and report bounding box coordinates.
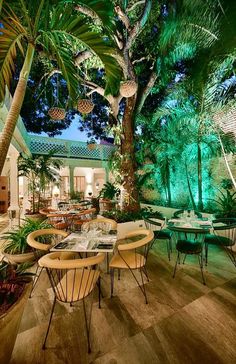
[10,241,236,364]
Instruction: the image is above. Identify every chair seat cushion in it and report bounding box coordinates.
[155,229,172,239]
[56,269,100,302]
[109,251,145,269]
[54,222,68,230]
[176,240,202,254]
[205,234,234,246]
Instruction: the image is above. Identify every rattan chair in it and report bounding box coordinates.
[38,252,105,352]
[109,229,154,303]
[27,228,70,297]
[82,217,117,233]
[39,207,56,216]
[47,212,74,231]
[168,226,209,284]
[205,218,236,267]
[172,209,202,219]
[144,217,172,260]
[72,208,96,231]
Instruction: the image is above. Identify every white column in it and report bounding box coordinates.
[8,149,20,226]
[22,176,31,214]
[105,164,109,182]
[69,165,75,197]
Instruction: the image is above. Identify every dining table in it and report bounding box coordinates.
[50,230,118,272]
[167,216,213,230]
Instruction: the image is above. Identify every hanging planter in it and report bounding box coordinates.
[48,107,66,120]
[87,139,96,151]
[77,99,94,114]
[120,80,138,98]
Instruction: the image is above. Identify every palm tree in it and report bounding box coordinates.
[0,0,121,174]
[18,151,62,213]
[71,0,220,212]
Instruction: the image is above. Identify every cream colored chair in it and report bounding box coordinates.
[27,228,69,297]
[38,252,105,352]
[47,212,74,231]
[72,208,96,231]
[82,217,117,233]
[109,229,154,303]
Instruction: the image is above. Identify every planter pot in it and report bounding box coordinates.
[3,250,35,264]
[117,219,145,239]
[0,282,32,364]
[77,99,94,114]
[48,107,66,120]
[24,213,44,222]
[87,143,96,151]
[99,199,116,212]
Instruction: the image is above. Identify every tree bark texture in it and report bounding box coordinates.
[197,143,203,211]
[121,96,140,212]
[0,43,35,175]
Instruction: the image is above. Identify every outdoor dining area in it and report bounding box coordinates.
[0,0,236,363]
[1,202,235,364]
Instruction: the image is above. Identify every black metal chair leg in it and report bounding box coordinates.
[98,276,101,309]
[110,268,114,298]
[42,296,56,349]
[173,252,179,278]
[183,254,187,264]
[205,242,208,266]
[82,298,93,354]
[169,238,173,253]
[167,240,171,261]
[106,252,109,273]
[140,268,148,304]
[198,254,206,285]
[30,264,43,298]
[142,266,149,282]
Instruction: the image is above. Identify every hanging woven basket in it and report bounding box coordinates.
[77,99,94,114]
[120,80,138,98]
[48,107,66,120]
[87,142,96,151]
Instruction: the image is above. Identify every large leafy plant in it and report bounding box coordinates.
[99,182,119,200]
[0,260,33,315]
[18,152,62,214]
[212,190,236,218]
[2,219,52,254]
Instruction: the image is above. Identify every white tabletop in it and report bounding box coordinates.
[51,232,117,253]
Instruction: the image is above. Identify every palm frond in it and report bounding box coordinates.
[64,0,116,33]
[41,4,121,96]
[0,6,26,101]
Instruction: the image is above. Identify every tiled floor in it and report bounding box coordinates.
[9,239,236,364]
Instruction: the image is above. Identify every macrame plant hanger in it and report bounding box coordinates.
[48,72,66,120]
[77,69,94,114]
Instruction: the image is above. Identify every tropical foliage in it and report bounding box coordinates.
[18,152,62,213]
[0,0,121,173]
[2,218,52,254]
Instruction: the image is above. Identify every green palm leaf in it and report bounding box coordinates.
[64,0,115,32]
[0,7,26,101]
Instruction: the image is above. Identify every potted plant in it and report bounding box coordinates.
[99,182,120,211]
[18,152,62,220]
[87,138,97,151]
[0,261,33,364]
[1,219,52,264]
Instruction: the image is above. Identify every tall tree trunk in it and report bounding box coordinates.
[166,160,172,206]
[121,96,140,212]
[184,161,197,209]
[197,143,203,211]
[0,43,35,174]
